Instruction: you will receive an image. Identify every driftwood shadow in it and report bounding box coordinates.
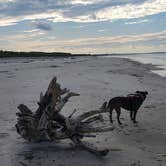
[13,141,110,166]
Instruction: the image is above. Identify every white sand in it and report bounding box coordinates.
[0,56,166,166]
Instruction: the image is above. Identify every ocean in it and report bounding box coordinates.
[103,53,166,77]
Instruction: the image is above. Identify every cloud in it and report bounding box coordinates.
[53,30,166,47]
[98,29,106,32]
[1,30,166,53]
[33,21,52,31]
[125,19,149,25]
[0,0,165,26]
[0,11,62,26]
[0,0,15,3]
[69,0,106,5]
[0,17,18,26]
[24,29,39,33]
[95,0,166,21]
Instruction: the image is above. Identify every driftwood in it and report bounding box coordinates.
[15,77,113,156]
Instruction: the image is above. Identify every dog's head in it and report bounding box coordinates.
[135,91,148,100]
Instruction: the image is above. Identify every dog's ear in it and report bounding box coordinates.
[136,91,148,95]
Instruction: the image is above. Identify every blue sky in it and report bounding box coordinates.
[0,0,166,54]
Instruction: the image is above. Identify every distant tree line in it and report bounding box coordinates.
[0,50,92,58]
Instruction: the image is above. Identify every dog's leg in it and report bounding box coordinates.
[133,111,138,123]
[109,107,114,123]
[130,111,133,121]
[115,107,122,125]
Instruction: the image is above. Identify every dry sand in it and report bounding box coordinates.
[0,56,166,166]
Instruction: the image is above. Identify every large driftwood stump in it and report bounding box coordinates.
[16,77,113,156]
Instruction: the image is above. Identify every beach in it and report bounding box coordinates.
[0,56,166,166]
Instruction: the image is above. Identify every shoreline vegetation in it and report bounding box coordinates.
[0,50,166,58]
[0,50,91,58]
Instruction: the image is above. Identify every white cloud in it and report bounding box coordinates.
[70,0,106,5]
[1,30,166,53]
[24,29,39,33]
[95,0,166,21]
[98,29,106,32]
[0,11,62,26]
[0,17,18,26]
[0,0,165,26]
[125,19,149,24]
[0,0,15,3]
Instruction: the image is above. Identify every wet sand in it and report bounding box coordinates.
[0,56,166,166]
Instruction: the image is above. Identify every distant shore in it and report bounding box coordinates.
[0,50,92,58]
[0,50,166,58]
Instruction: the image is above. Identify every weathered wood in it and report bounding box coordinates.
[36,92,80,130]
[71,136,109,156]
[17,104,33,115]
[83,115,104,124]
[68,109,77,118]
[77,108,108,122]
[15,77,113,156]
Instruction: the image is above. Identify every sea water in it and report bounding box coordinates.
[103,53,166,77]
[123,53,166,77]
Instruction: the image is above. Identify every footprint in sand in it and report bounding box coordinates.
[139,146,147,151]
[127,160,141,166]
[0,132,10,138]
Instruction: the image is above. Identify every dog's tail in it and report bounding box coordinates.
[106,99,113,110]
[100,101,108,110]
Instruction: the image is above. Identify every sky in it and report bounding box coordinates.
[0,0,166,54]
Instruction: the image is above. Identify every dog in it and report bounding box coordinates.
[106,91,148,125]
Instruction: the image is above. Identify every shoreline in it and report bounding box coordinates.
[123,57,165,76]
[0,50,166,58]
[1,51,166,77]
[123,57,166,78]
[99,55,166,78]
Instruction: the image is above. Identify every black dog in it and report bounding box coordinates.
[107,91,148,125]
